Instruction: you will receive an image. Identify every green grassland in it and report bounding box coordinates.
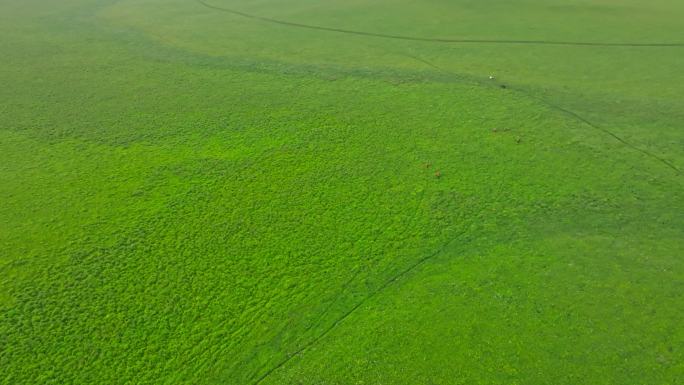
[1,0,683,384]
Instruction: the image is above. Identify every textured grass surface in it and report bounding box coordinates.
[1,1,683,384]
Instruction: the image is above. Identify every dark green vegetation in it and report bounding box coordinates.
[1,0,683,383]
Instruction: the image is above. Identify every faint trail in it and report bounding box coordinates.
[300,267,361,334]
[195,0,684,48]
[526,96,681,174]
[251,234,464,384]
[300,185,424,335]
[403,53,681,175]
[252,178,434,384]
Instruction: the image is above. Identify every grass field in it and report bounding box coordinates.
[1,0,683,384]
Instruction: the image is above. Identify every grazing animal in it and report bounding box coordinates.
[435,170,442,178]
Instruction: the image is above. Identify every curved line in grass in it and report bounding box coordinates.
[195,0,684,48]
[400,53,681,175]
[251,235,465,384]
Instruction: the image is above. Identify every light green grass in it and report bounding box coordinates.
[1,1,682,384]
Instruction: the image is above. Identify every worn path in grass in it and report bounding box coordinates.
[196,0,684,47]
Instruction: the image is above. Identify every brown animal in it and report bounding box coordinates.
[435,170,442,178]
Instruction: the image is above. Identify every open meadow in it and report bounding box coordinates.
[1,0,683,384]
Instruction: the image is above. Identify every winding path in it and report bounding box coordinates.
[196,0,684,48]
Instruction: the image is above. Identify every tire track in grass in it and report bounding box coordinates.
[250,174,435,383]
[403,53,681,175]
[251,234,466,385]
[525,95,681,175]
[299,267,361,335]
[195,0,684,48]
[300,170,429,335]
